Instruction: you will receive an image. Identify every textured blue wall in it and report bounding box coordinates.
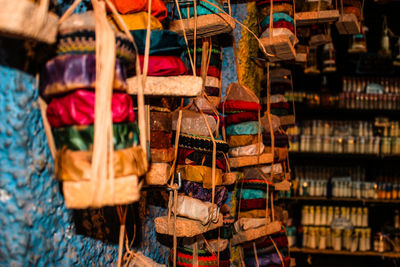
[0,65,118,266]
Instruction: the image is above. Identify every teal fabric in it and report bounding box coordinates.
[225,121,261,136]
[130,30,186,55]
[237,189,267,200]
[172,0,223,19]
[261,12,294,29]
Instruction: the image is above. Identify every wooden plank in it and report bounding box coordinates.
[229,153,274,168]
[295,10,340,26]
[260,35,296,62]
[127,75,203,97]
[336,13,360,35]
[155,214,223,237]
[169,13,235,39]
[231,221,282,246]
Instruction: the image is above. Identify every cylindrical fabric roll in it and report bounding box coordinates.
[177,165,223,189]
[47,90,135,127]
[194,65,221,78]
[225,111,258,126]
[109,0,167,21]
[171,247,218,267]
[177,148,227,171]
[172,195,220,225]
[138,55,188,76]
[219,101,261,112]
[56,146,147,181]
[229,143,265,157]
[130,30,186,55]
[57,30,136,66]
[150,131,172,149]
[40,54,128,97]
[226,121,261,136]
[108,12,163,31]
[53,123,139,151]
[179,180,228,207]
[150,111,171,132]
[237,209,267,219]
[227,134,259,148]
[236,188,267,200]
[238,198,267,211]
[177,133,229,154]
[172,0,224,18]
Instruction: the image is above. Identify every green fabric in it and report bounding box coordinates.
[226,121,261,136]
[173,0,223,19]
[130,30,186,55]
[53,123,139,151]
[237,189,267,200]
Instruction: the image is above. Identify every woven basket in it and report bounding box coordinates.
[0,0,58,43]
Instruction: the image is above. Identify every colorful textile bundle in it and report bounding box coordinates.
[261,68,295,126]
[219,83,262,157]
[256,0,295,43]
[41,11,144,183]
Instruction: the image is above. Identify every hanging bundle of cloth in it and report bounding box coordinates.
[257,0,296,44]
[39,3,147,209]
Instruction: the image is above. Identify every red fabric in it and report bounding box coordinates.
[225,111,258,126]
[239,198,267,211]
[177,148,227,171]
[109,0,167,21]
[47,90,135,128]
[242,231,288,249]
[139,55,188,76]
[219,101,261,112]
[271,102,289,109]
[194,65,221,78]
[263,21,295,33]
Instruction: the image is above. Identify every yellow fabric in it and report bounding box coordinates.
[108,12,163,31]
[238,209,268,219]
[177,165,223,189]
[227,134,259,148]
[56,146,148,181]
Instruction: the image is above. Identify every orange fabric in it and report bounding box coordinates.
[109,0,167,21]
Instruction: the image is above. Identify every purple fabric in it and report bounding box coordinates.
[244,253,284,267]
[39,54,128,95]
[179,180,228,207]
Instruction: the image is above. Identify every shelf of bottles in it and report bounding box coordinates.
[284,204,400,256]
[286,119,400,156]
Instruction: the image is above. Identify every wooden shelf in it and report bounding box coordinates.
[289,151,400,162]
[280,196,400,204]
[290,247,400,258]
